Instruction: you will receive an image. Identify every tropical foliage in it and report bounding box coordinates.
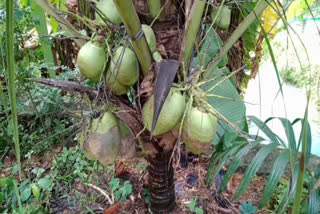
[1,0,319,213]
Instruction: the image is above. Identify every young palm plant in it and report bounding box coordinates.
[30,0,320,213]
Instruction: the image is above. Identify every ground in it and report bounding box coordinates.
[1,144,271,214]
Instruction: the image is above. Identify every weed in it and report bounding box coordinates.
[186,199,204,214]
[239,201,257,214]
[136,162,148,174]
[109,177,132,202]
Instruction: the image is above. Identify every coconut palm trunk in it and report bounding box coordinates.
[147,150,175,213]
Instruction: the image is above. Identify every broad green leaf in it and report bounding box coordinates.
[220,67,236,87]
[31,183,41,200]
[258,151,289,209]
[191,26,227,68]
[206,142,244,187]
[202,67,246,145]
[109,177,120,192]
[234,142,278,200]
[37,178,50,189]
[21,186,31,202]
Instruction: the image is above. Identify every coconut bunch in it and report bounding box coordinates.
[77,39,140,95]
[142,87,218,155]
[78,111,135,166]
[77,20,159,94]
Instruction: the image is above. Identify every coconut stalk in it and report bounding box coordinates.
[6,0,21,179]
[78,0,94,30]
[180,0,206,74]
[148,0,162,19]
[113,0,152,76]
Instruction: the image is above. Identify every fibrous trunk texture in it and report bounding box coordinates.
[148,150,175,213]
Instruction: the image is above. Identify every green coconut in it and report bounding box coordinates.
[107,46,139,86]
[142,24,157,54]
[77,41,106,83]
[79,111,121,166]
[210,5,231,30]
[106,71,128,95]
[182,107,217,154]
[142,88,186,136]
[96,0,122,25]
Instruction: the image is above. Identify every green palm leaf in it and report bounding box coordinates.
[248,116,284,147]
[206,142,244,187]
[219,141,261,192]
[292,118,312,165]
[234,142,278,200]
[265,117,297,152]
[276,164,299,213]
[258,151,290,209]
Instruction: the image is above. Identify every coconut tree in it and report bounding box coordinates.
[28,0,320,213]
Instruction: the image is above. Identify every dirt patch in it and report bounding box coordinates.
[2,147,271,214]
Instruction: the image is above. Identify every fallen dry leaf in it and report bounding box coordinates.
[104,202,122,214]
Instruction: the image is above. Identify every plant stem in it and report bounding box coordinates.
[180,0,206,73]
[113,0,152,76]
[203,0,270,79]
[292,96,310,214]
[0,79,9,119]
[6,0,22,179]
